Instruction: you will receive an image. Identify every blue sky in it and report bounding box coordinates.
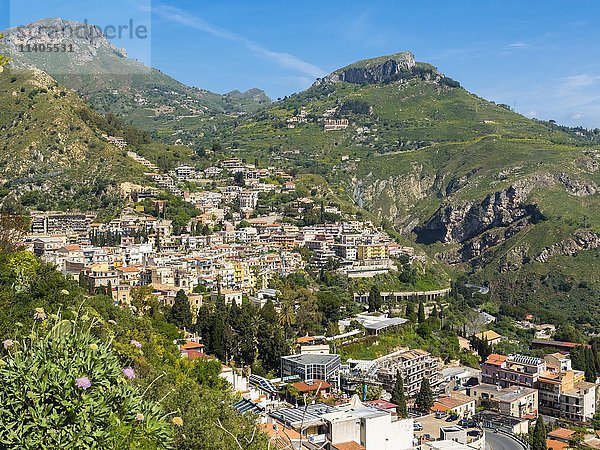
[3,0,600,128]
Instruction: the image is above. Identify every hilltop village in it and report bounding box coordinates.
[22,153,600,450]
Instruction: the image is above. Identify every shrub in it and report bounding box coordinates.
[0,313,173,449]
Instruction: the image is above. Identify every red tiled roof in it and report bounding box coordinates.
[547,439,569,450]
[484,353,508,366]
[181,350,207,360]
[364,399,397,410]
[181,341,205,350]
[292,380,331,394]
[548,428,576,440]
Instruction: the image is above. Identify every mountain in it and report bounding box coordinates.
[0,66,152,215]
[0,19,269,129]
[204,52,600,327]
[226,88,271,106]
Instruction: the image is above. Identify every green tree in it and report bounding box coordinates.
[592,411,600,430]
[131,285,160,317]
[368,285,382,312]
[415,378,434,413]
[278,299,296,340]
[168,289,193,329]
[417,300,426,323]
[532,419,547,450]
[405,302,416,322]
[390,370,407,418]
[354,384,382,401]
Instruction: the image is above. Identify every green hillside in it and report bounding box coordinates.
[0,67,149,213]
[202,53,600,328]
[1,19,270,133]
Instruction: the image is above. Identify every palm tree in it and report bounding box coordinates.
[278,300,296,340]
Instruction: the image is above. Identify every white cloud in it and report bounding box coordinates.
[151,4,325,79]
[564,74,600,88]
[508,42,528,48]
[527,110,538,118]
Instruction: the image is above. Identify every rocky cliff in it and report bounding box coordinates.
[319,52,416,85]
[416,183,545,245]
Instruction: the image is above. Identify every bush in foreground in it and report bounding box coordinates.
[0,311,173,449]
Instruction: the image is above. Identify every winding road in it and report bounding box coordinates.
[485,431,527,450]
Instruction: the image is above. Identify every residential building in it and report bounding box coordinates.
[481,354,546,388]
[211,289,243,306]
[280,354,341,387]
[467,384,538,418]
[481,353,597,422]
[175,165,195,180]
[31,212,93,237]
[473,330,503,346]
[320,402,413,450]
[324,118,349,131]
[357,244,389,261]
[538,369,596,422]
[346,348,440,397]
[432,392,476,418]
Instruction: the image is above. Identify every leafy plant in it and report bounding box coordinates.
[0,313,173,449]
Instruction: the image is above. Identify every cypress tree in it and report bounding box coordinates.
[585,347,597,382]
[532,419,547,450]
[415,378,434,413]
[168,289,193,329]
[368,285,382,312]
[417,301,425,323]
[390,370,408,418]
[405,302,416,322]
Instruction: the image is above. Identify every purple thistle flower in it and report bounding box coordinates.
[122,367,136,380]
[75,377,92,390]
[130,339,142,349]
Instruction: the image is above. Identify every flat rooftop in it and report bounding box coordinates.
[281,354,341,365]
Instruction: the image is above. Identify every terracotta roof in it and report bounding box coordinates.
[296,336,315,344]
[433,392,473,411]
[181,350,207,360]
[364,399,397,410]
[333,442,366,450]
[181,341,204,350]
[475,330,502,341]
[484,353,508,366]
[548,428,576,440]
[292,380,331,393]
[547,439,569,450]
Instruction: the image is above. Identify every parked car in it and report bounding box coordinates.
[446,414,459,422]
[458,419,477,428]
[414,421,424,431]
[435,411,447,419]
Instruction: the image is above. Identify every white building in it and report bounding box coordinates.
[321,399,413,450]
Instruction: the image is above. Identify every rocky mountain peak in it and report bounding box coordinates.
[2,18,128,69]
[315,51,417,85]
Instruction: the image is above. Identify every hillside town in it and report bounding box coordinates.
[19,156,600,450]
